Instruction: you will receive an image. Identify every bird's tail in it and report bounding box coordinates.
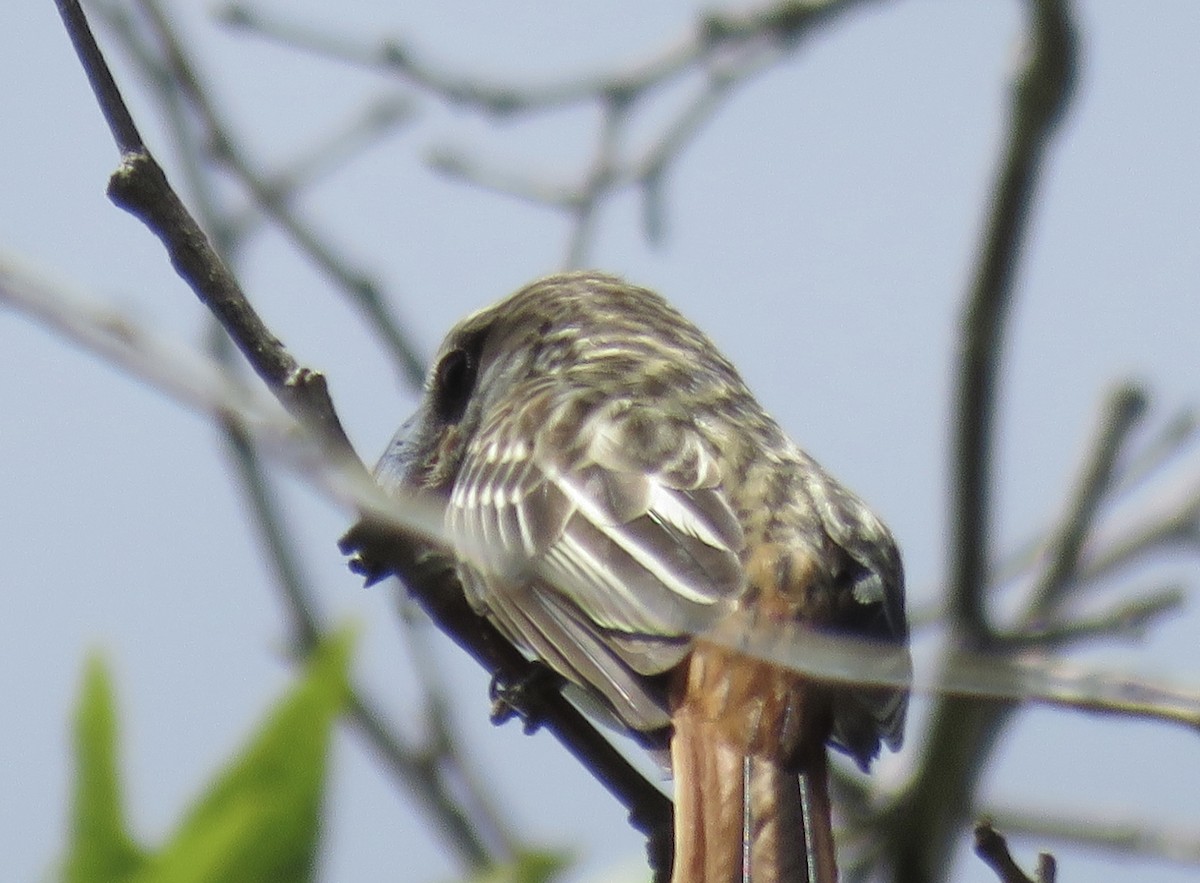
[670,709,836,883]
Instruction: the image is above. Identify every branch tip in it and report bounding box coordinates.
[975,819,1055,883]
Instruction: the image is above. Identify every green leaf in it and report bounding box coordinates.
[457,848,571,883]
[64,655,148,883]
[134,630,353,883]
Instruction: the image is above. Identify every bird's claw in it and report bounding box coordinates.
[488,662,562,734]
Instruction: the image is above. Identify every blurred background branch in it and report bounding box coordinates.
[6,1,1198,882]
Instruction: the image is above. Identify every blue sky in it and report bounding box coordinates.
[2,2,1198,881]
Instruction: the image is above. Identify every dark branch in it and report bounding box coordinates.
[949,0,1078,643]
[55,0,357,463]
[107,153,356,461]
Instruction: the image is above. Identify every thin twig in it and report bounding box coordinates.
[85,1,522,860]
[1078,483,1200,586]
[635,74,735,245]
[994,404,1197,589]
[220,0,880,117]
[226,0,881,262]
[425,149,580,208]
[109,147,358,461]
[220,1,688,114]
[54,0,144,152]
[892,390,1170,881]
[43,8,1200,883]
[0,256,438,554]
[12,246,1200,781]
[563,96,626,269]
[712,614,1200,730]
[1113,407,1199,495]
[1019,385,1148,620]
[93,0,422,378]
[339,527,677,882]
[895,386,1145,878]
[7,256,1195,734]
[910,403,1200,634]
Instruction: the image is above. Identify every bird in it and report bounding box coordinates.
[358,271,908,883]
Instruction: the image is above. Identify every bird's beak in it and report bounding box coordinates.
[373,410,422,495]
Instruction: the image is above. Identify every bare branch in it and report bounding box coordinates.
[708,615,1200,731]
[220,1,683,115]
[10,253,1199,883]
[950,0,1078,642]
[1,255,281,433]
[563,98,626,268]
[340,527,676,883]
[69,20,513,860]
[6,223,675,883]
[909,400,1200,635]
[8,252,1193,734]
[0,256,434,536]
[425,148,581,209]
[7,247,1195,733]
[223,0,882,262]
[1078,482,1200,586]
[54,0,358,464]
[894,5,1083,875]
[40,7,1199,883]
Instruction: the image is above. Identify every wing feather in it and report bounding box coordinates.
[445,395,746,727]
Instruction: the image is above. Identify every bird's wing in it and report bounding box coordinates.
[446,390,746,730]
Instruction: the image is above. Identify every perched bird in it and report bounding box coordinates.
[361,272,908,883]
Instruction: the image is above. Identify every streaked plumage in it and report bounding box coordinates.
[373,272,909,882]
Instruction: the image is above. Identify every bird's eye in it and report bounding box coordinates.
[432,346,478,424]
